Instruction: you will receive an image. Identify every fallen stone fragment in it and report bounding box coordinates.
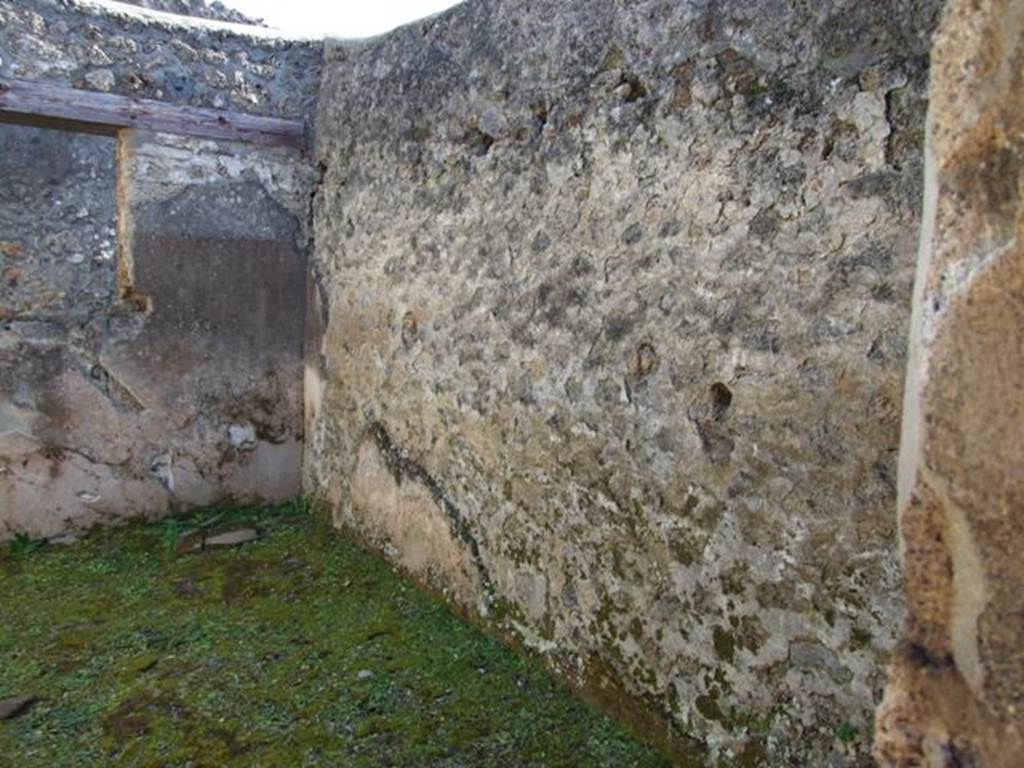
[47,532,80,546]
[0,695,37,720]
[203,528,260,548]
[174,530,205,555]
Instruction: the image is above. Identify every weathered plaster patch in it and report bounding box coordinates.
[349,428,484,612]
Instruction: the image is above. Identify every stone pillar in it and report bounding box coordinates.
[875,0,1024,765]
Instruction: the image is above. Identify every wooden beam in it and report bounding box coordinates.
[0,77,306,151]
[0,110,119,137]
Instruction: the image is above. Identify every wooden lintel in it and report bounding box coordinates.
[0,77,306,151]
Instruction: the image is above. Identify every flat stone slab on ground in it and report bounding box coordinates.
[176,527,261,554]
[203,528,260,548]
[0,695,36,720]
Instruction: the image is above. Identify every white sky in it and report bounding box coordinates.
[222,0,465,38]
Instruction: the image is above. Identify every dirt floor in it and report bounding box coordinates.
[0,501,672,767]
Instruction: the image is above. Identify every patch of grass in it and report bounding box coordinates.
[7,532,46,557]
[145,497,312,552]
[836,722,859,743]
[0,500,674,767]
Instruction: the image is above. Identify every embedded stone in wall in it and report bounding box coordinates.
[874,0,1024,765]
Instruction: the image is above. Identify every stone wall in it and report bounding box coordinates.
[307,0,941,763]
[0,1,320,538]
[0,0,319,116]
[11,1,1021,765]
[874,0,1024,765]
[0,125,117,325]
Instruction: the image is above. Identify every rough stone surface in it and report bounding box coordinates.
[11,0,1020,765]
[0,125,117,324]
[203,527,259,548]
[0,1,317,540]
[307,0,941,763]
[0,0,321,118]
[874,1,1024,766]
[1,126,312,539]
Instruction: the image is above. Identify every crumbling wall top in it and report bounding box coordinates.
[0,0,322,119]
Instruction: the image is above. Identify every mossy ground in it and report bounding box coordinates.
[0,501,671,767]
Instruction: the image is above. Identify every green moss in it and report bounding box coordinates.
[695,689,723,723]
[668,531,703,567]
[836,722,860,743]
[488,596,527,627]
[720,564,749,596]
[6,532,46,557]
[578,657,708,768]
[713,627,736,664]
[720,706,778,737]
[666,681,681,714]
[0,501,672,767]
[601,45,626,72]
[595,593,618,628]
[728,737,769,768]
[736,615,767,654]
[850,627,873,651]
[629,618,645,642]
